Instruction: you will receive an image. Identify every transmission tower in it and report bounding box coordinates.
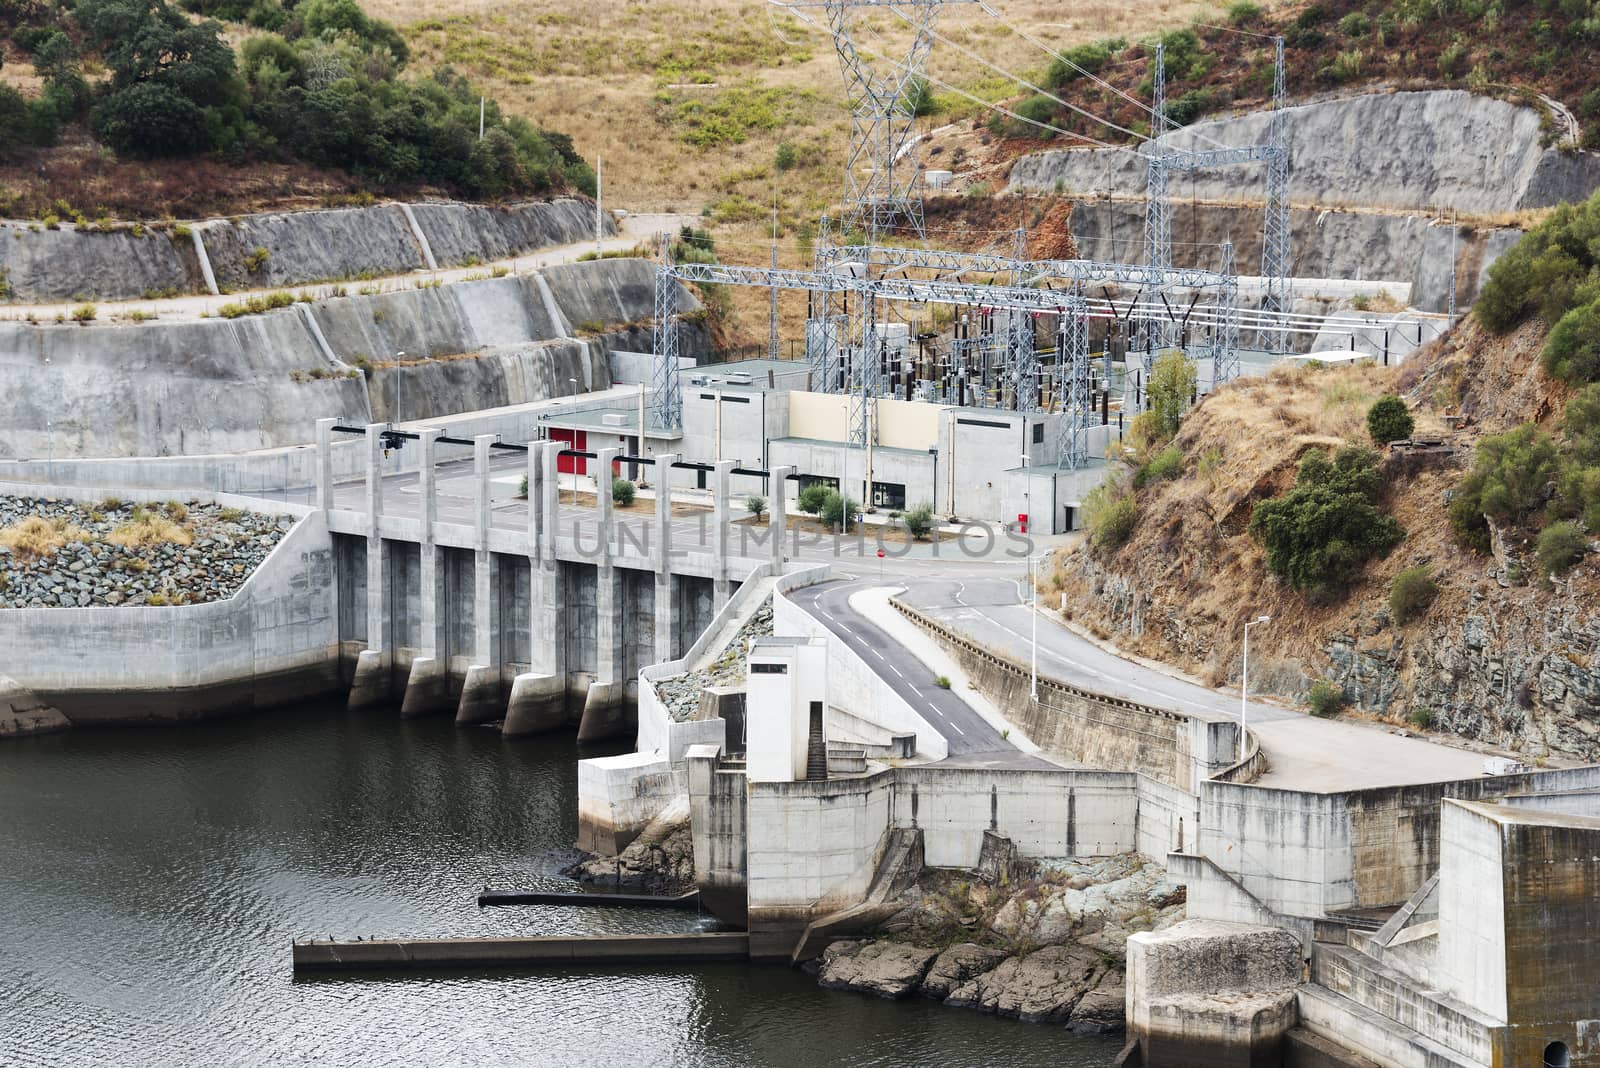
[776,0,977,242]
[1142,36,1290,365]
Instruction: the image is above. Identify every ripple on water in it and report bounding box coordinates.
[0,705,1118,1068]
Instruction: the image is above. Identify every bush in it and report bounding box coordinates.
[934,675,951,689]
[611,477,635,506]
[1450,425,1560,554]
[1008,94,1057,138]
[1047,39,1120,87]
[1338,11,1369,35]
[820,490,858,531]
[1366,395,1415,445]
[1536,520,1586,577]
[1476,193,1600,335]
[94,81,212,158]
[1225,1,1262,27]
[1564,382,1600,465]
[1134,443,1184,488]
[744,494,767,521]
[1308,679,1345,717]
[1249,446,1404,600]
[70,303,96,322]
[797,483,831,515]
[1084,473,1137,553]
[902,503,935,541]
[1407,706,1435,730]
[1389,565,1438,624]
[1148,350,1197,441]
[773,142,797,172]
[1543,298,1600,384]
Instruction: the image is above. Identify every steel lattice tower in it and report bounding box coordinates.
[649,235,682,432]
[1258,36,1292,354]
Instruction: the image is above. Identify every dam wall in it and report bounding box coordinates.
[0,258,702,461]
[0,198,612,301]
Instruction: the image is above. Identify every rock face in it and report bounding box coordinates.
[0,496,289,608]
[817,940,940,999]
[947,944,1105,1024]
[1007,90,1600,216]
[920,943,1010,1000]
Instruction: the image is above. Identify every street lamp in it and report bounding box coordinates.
[568,377,579,502]
[1028,551,1049,700]
[394,351,405,423]
[1241,615,1270,761]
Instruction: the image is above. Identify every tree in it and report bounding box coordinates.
[1083,471,1137,554]
[744,494,767,522]
[820,490,858,532]
[94,81,211,157]
[1564,382,1600,465]
[902,503,935,541]
[1148,350,1198,441]
[1543,297,1600,384]
[797,483,831,516]
[1450,424,1560,555]
[611,477,635,506]
[1249,446,1404,600]
[1366,395,1414,445]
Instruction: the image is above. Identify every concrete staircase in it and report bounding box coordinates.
[805,702,828,782]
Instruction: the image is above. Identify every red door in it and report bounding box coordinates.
[551,429,587,475]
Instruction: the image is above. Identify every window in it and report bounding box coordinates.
[871,481,906,510]
[1032,422,1045,444]
[750,662,787,674]
[799,475,839,494]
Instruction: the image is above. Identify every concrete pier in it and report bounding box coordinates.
[456,435,503,725]
[402,428,451,718]
[579,448,626,742]
[502,672,567,736]
[291,931,749,972]
[349,424,392,710]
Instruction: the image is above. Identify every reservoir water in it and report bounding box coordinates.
[0,702,1119,1066]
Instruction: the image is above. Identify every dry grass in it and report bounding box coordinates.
[106,509,195,549]
[0,516,92,561]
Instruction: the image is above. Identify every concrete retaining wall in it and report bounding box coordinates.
[0,199,613,301]
[0,487,339,722]
[746,770,895,921]
[0,259,698,461]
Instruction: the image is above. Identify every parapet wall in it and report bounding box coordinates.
[0,258,699,460]
[892,598,1205,788]
[0,198,613,301]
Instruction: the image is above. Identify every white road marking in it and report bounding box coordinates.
[887,665,904,678]
[870,647,886,661]
[949,721,966,736]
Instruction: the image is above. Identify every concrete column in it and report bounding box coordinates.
[458,435,502,724]
[349,424,390,710]
[505,441,567,737]
[653,453,678,664]
[769,465,793,569]
[314,417,336,513]
[401,428,447,718]
[579,447,624,741]
[712,459,735,610]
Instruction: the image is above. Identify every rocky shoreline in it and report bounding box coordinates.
[806,854,1184,1034]
[0,496,290,608]
[564,798,695,895]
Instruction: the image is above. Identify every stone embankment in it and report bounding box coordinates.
[655,598,774,722]
[0,198,613,302]
[811,852,1185,1034]
[0,496,288,608]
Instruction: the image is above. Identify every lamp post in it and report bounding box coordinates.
[394,351,405,423]
[1241,615,1270,761]
[569,377,578,501]
[1028,551,1049,701]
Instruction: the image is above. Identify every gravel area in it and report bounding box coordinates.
[0,496,292,608]
[654,597,773,721]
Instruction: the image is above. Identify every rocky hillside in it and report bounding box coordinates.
[1052,202,1600,760]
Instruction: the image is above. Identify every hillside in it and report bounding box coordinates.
[1049,193,1600,762]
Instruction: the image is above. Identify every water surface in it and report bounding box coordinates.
[0,704,1119,1066]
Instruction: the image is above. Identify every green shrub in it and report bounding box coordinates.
[902,503,935,541]
[518,474,528,498]
[820,490,858,531]
[244,246,269,273]
[611,478,636,506]
[744,494,767,521]
[934,675,951,689]
[1450,425,1560,554]
[1084,473,1137,553]
[1225,1,1262,26]
[1389,565,1438,624]
[1407,706,1435,730]
[1148,350,1198,441]
[1134,443,1184,488]
[1308,679,1345,717]
[901,75,936,117]
[1009,94,1058,138]
[1366,395,1415,445]
[1536,520,1586,577]
[797,483,831,515]
[1249,446,1403,600]
[70,303,96,322]
[1543,298,1600,384]
[1476,193,1600,335]
[1338,11,1369,35]
[773,142,797,172]
[1047,39,1121,87]
[1564,383,1600,465]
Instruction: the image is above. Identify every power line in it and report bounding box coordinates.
[913,67,1125,149]
[890,6,1152,145]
